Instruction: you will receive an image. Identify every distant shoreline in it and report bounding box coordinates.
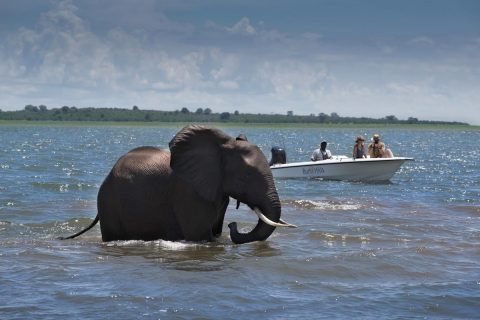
[0,106,470,126]
[0,120,477,130]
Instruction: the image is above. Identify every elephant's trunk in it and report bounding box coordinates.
[228,190,282,244]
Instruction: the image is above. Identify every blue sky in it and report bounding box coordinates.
[1,0,479,124]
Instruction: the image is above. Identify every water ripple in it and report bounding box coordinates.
[1,125,479,319]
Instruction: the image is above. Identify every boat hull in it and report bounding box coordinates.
[270,157,413,181]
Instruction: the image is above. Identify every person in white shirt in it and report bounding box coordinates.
[311,141,332,161]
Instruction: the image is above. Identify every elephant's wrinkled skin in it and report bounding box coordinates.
[60,125,290,244]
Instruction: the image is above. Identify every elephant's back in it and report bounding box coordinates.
[113,146,172,178]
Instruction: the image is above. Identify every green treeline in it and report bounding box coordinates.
[0,105,469,125]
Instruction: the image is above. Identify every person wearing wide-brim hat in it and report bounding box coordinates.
[353,135,366,159]
[368,134,386,158]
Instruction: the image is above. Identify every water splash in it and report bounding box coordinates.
[283,199,363,211]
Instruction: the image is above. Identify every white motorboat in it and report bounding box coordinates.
[269,149,413,181]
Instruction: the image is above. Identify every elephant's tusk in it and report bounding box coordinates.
[277,218,297,228]
[279,218,294,226]
[253,207,297,228]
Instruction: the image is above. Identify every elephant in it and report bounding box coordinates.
[59,125,295,244]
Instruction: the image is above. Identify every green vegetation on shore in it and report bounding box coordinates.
[0,105,470,127]
[1,120,476,131]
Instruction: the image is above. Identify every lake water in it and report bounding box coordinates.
[0,124,479,319]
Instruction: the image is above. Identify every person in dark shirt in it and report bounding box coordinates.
[353,135,366,159]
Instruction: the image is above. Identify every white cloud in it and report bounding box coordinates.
[218,80,239,89]
[157,52,205,89]
[2,0,118,88]
[256,60,329,98]
[209,50,240,81]
[0,1,478,124]
[228,17,256,35]
[387,83,421,94]
[409,36,434,46]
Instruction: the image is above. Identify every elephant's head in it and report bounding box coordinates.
[169,125,295,244]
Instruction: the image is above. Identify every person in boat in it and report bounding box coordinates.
[368,134,385,158]
[368,134,394,158]
[353,135,366,159]
[311,141,332,161]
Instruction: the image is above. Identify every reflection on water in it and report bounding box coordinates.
[0,125,479,319]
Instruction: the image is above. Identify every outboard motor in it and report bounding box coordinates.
[269,146,287,166]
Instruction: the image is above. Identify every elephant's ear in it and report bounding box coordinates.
[169,125,231,203]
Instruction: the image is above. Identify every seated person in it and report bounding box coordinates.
[368,134,386,158]
[353,135,366,159]
[311,141,332,161]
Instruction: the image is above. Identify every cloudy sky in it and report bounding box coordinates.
[1,0,479,124]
